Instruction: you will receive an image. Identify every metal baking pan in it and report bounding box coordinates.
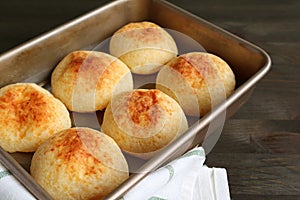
[0,0,271,199]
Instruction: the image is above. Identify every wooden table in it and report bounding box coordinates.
[1,0,299,199]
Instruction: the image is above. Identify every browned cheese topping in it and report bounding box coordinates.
[0,85,49,137]
[45,129,105,176]
[128,90,161,127]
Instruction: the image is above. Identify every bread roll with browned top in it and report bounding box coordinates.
[101,89,188,159]
[30,127,129,200]
[109,21,178,74]
[51,51,133,112]
[156,52,236,116]
[0,83,71,153]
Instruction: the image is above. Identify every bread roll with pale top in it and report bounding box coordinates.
[101,89,188,159]
[156,52,236,116]
[51,51,133,112]
[109,21,178,74]
[30,127,129,200]
[0,83,71,153]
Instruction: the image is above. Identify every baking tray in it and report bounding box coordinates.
[0,0,271,199]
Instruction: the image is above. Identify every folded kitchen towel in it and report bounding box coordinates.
[0,147,230,200]
[122,146,231,200]
[0,162,36,200]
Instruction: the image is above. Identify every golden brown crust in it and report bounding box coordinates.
[101,89,188,159]
[156,52,236,116]
[114,21,172,44]
[110,21,178,74]
[31,127,129,200]
[45,129,101,169]
[0,84,49,132]
[51,51,133,112]
[115,21,159,34]
[0,83,71,152]
[181,52,236,97]
[168,56,204,89]
[128,89,160,127]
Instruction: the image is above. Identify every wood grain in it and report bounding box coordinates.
[0,0,300,199]
[206,153,300,196]
[168,0,300,198]
[207,119,300,153]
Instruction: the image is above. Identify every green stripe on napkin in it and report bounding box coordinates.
[180,148,205,159]
[165,165,174,183]
[0,170,11,180]
[148,196,167,200]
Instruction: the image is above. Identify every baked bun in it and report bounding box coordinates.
[0,83,71,153]
[101,89,188,159]
[51,51,133,112]
[109,21,178,74]
[30,127,129,200]
[156,52,236,116]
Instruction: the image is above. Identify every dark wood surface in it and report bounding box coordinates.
[1,0,299,199]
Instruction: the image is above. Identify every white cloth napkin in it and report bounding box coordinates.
[0,163,36,200]
[0,147,230,200]
[122,147,231,200]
